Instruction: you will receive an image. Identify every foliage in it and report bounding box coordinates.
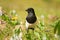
[0,10,20,40]
[0,9,60,40]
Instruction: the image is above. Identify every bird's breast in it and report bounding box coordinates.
[26,15,37,24]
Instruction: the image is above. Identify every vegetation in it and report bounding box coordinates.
[0,0,60,40]
[0,10,60,40]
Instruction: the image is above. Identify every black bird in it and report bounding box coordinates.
[25,8,37,30]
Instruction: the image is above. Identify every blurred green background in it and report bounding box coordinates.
[0,0,60,40]
[0,0,60,21]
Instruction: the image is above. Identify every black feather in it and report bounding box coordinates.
[26,8,37,24]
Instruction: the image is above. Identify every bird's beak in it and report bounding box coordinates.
[25,10,28,11]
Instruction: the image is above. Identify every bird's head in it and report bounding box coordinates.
[25,8,35,14]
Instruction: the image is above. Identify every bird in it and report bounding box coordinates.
[25,8,37,31]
